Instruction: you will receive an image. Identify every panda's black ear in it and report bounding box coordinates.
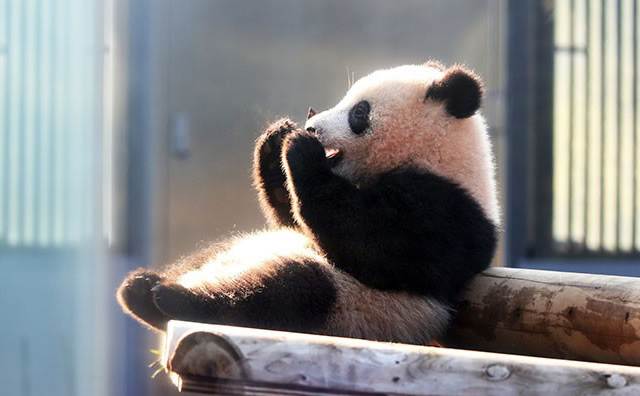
[424,66,484,119]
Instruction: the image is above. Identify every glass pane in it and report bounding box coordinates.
[0,0,106,395]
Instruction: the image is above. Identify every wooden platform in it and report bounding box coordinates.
[163,321,640,395]
[160,267,640,395]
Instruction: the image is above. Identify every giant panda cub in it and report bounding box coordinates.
[117,62,499,345]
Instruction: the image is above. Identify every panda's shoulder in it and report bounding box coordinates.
[376,167,466,195]
[372,167,484,212]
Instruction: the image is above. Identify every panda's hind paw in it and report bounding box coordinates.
[116,268,169,331]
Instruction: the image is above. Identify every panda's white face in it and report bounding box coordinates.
[305,63,500,225]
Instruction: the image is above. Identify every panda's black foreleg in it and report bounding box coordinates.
[281,130,497,300]
[280,131,377,283]
[253,119,300,228]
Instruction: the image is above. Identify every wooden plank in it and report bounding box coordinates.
[447,267,640,365]
[163,320,640,396]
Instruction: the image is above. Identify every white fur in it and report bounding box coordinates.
[306,64,500,226]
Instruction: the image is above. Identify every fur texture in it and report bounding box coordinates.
[306,64,500,225]
[117,62,499,345]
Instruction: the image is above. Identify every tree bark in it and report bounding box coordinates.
[447,267,640,365]
[164,320,640,396]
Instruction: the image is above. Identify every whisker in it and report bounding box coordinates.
[346,65,351,89]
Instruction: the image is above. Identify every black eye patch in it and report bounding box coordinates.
[348,100,371,135]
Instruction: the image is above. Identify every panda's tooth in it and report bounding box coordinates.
[324,148,339,158]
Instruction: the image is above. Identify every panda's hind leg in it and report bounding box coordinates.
[150,282,221,324]
[153,256,338,334]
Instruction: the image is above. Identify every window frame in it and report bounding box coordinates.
[505,0,640,275]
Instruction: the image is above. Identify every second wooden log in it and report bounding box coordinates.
[447,267,640,365]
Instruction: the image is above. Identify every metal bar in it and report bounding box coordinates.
[534,0,556,257]
[568,0,575,251]
[53,0,64,244]
[633,0,639,253]
[33,0,42,243]
[0,0,4,240]
[48,0,57,242]
[23,0,34,244]
[17,0,28,243]
[599,0,607,253]
[65,0,75,244]
[1,0,10,239]
[505,0,535,264]
[60,0,72,245]
[59,0,69,244]
[584,0,591,250]
[38,0,50,245]
[616,0,623,252]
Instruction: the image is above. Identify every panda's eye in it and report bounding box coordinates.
[348,100,371,135]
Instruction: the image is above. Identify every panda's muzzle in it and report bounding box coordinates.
[306,126,343,168]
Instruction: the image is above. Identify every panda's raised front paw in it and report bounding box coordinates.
[282,130,329,178]
[254,119,302,227]
[254,118,299,180]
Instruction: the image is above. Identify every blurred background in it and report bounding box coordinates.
[1,0,639,395]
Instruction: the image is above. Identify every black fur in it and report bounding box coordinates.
[150,257,336,333]
[424,66,483,119]
[119,256,337,333]
[283,130,497,303]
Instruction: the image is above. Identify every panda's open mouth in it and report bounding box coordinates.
[324,148,343,168]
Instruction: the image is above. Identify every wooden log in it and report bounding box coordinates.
[163,320,640,396]
[447,267,640,365]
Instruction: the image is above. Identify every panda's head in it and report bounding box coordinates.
[305,62,499,224]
